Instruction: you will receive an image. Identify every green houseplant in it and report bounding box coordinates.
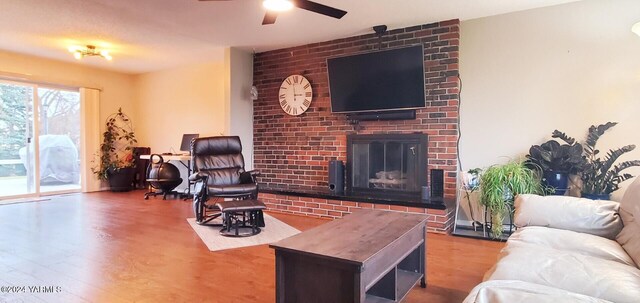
[92,108,137,191]
[479,160,544,238]
[525,131,586,195]
[557,122,640,199]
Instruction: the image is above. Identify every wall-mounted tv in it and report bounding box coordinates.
[327,45,425,113]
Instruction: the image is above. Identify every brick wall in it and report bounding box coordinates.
[253,19,460,201]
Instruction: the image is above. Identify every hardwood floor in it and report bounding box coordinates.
[0,191,504,303]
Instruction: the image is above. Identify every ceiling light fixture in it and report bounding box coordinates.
[263,0,293,12]
[633,22,640,37]
[68,45,112,61]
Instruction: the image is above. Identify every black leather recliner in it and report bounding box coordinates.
[189,136,259,224]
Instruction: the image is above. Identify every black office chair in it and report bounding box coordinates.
[144,154,183,200]
[189,136,260,225]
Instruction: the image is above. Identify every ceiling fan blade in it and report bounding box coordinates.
[293,0,347,19]
[262,11,278,25]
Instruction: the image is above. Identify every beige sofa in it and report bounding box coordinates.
[463,177,640,303]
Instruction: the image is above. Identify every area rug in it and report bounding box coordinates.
[187,214,300,252]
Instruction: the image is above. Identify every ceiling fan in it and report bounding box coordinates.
[198,0,347,25]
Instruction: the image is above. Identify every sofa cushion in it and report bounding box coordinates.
[509,226,635,266]
[514,194,622,239]
[618,177,640,266]
[484,242,640,303]
[463,280,612,303]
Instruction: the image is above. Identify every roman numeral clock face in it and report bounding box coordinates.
[279,75,313,116]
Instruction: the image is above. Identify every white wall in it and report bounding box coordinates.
[133,61,226,152]
[458,0,640,223]
[133,51,254,190]
[225,47,255,170]
[133,60,226,191]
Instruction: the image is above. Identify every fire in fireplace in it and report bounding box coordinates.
[346,134,428,199]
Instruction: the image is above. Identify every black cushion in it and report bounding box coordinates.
[208,183,257,196]
[192,136,242,156]
[215,200,266,212]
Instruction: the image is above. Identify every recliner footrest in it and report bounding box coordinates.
[215,200,266,213]
[215,200,266,237]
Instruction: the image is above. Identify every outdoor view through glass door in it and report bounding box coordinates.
[37,87,81,193]
[0,81,81,198]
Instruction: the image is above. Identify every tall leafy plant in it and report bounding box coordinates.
[92,108,137,180]
[556,122,640,195]
[480,160,543,238]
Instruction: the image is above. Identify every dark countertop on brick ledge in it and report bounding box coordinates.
[259,185,450,210]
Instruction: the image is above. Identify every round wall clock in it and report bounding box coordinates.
[279,74,312,116]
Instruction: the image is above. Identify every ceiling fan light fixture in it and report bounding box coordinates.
[632,21,640,37]
[263,0,293,12]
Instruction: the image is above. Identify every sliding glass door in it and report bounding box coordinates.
[0,81,81,199]
[0,82,36,197]
[37,87,81,193]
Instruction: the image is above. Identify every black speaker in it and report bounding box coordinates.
[346,109,416,121]
[328,160,344,194]
[430,169,444,198]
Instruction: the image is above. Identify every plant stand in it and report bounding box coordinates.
[482,204,515,241]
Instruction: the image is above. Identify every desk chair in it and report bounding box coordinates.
[189,136,260,225]
[144,154,183,200]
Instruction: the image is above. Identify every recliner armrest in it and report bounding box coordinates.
[240,170,260,184]
[514,194,623,239]
[189,172,208,182]
[246,170,260,177]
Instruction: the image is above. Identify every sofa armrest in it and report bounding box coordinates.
[514,194,623,239]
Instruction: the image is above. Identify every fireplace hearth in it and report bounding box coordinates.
[347,134,428,199]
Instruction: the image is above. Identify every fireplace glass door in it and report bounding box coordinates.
[348,134,427,197]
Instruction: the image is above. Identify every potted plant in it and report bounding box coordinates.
[558,122,640,200]
[525,131,586,195]
[92,108,138,192]
[479,160,543,238]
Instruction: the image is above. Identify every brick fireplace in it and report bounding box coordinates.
[253,19,460,233]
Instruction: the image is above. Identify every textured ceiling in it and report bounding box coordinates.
[0,0,580,74]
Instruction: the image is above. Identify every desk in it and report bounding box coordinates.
[270,209,428,303]
[140,154,192,197]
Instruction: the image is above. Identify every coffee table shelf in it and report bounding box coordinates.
[365,269,422,303]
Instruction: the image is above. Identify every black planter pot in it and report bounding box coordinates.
[107,167,136,192]
[581,192,611,200]
[542,171,569,195]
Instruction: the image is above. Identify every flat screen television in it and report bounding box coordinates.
[327,46,425,113]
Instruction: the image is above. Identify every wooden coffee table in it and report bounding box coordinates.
[270,209,428,302]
